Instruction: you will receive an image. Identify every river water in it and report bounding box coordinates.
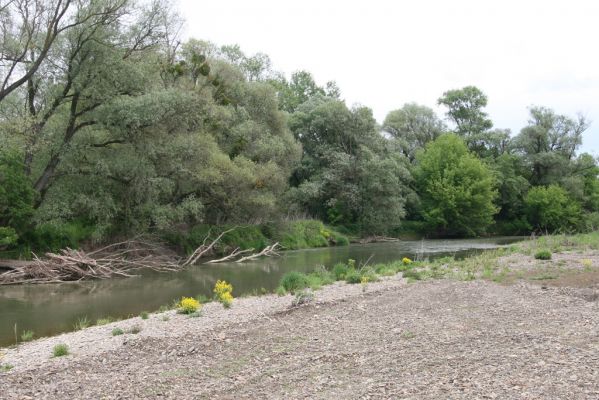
[0,237,522,347]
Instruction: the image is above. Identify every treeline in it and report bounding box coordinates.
[1,0,598,254]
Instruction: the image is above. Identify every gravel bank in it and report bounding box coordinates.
[2,273,599,399]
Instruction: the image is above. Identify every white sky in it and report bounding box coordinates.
[178,0,599,154]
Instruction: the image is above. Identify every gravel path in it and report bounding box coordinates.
[2,276,599,399]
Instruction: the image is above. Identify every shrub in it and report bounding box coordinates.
[178,297,201,314]
[279,272,309,294]
[140,311,149,320]
[128,325,142,334]
[525,185,581,232]
[214,280,234,308]
[345,269,362,284]
[20,330,34,342]
[52,344,69,357]
[291,289,314,307]
[402,257,413,265]
[111,328,124,336]
[534,250,552,260]
[332,263,349,280]
[403,270,422,281]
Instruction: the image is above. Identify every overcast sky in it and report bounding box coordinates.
[178,0,599,154]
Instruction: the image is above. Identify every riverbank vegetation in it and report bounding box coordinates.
[1,0,598,261]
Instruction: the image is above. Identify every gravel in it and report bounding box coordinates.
[1,271,599,398]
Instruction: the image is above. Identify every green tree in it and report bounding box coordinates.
[287,96,409,233]
[524,185,581,232]
[512,106,589,185]
[415,134,498,236]
[438,86,509,157]
[383,103,446,161]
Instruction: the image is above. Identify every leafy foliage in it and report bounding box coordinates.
[415,134,498,236]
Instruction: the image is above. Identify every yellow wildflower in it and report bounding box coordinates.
[179,297,201,314]
[402,257,413,265]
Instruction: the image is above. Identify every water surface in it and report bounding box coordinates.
[0,237,522,347]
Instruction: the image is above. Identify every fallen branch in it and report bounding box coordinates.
[235,243,281,263]
[182,227,237,266]
[205,248,254,263]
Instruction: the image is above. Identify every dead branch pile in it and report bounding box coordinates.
[0,239,181,285]
[0,227,284,285]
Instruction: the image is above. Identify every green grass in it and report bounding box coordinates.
[280,271,310,294]
[73,316,90,331]
[96,317,113,326]
[140,311,149,320]
[52,343,69,357]
[534,249,552,260]
[0,364,14,372]
[20,330,34,342]
[111,327,124,336]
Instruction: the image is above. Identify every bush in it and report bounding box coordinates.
[214,280,234,308]
[0,227,18,250]
[344,269,362,284]
[111,328,124,336]
[291,289,314,307]
[534,250,552,260]
[140,311,149,320]
[525,185,581,233]
[178,297,201,314]
[279,271,310,293]
[52,344,69,357]
[332,262,349,280]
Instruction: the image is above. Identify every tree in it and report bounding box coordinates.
[383,103,445,161]
[437,86,511,157]
[512,106,589,185]
[415,134,497,236]
[287,96,409,233]
[0,0,128,103]
[524,185,581,232]
[270,70,339,113]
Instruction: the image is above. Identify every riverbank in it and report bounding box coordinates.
[1,234,599,398]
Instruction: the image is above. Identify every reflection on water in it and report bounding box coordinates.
[0,237,522,346]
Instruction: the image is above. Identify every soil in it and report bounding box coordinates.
[1,253,599,399]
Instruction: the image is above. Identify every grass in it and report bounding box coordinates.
[111,327,124,336]
[73,316,90,331]
[534,249,552,260]
[96,317,113,326]
[0,364,14,372]
[20,330,34,342]
[52,343,69,357]
[128,325,142,334]
[280,271,310,294]
[140,311,149,320]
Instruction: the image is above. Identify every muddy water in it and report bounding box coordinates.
[0,237,522,347]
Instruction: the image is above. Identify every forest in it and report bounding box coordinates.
[1,0,598,257]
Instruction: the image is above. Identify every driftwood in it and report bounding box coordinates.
[0,239,181,285]
[235,243,281,263]
[205,247,254,263]
[356,236,400,244]
[0,227,283,284]
[182,228,237,266]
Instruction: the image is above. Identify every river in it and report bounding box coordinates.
[0,237,523,347]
